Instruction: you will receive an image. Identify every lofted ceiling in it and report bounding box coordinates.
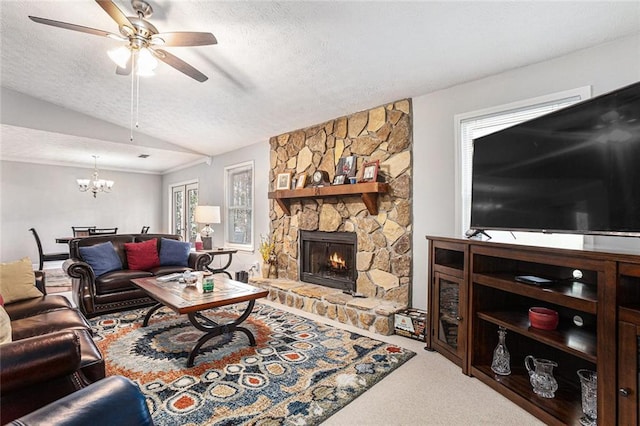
[1,1,639,174]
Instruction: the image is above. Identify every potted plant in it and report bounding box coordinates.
[259,234,275,279]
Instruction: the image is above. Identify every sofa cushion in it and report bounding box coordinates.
[79,242,123,277]
[124,238,160,271]
[159,238,191,267]
[0,305,12,344]
[0,258,43,304]
[95,270,153,295]
[4,295,72,321]
[11,308,92,341]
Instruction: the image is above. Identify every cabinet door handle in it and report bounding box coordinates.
[619,388,631,397]
[456,316,463,321]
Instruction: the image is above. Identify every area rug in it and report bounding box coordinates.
[43,268,72,293]
[90,303,414,425]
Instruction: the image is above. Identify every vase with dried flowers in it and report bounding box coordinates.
[259,234,275,279]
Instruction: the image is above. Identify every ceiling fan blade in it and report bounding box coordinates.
[152,49,208,82]
[152,32,217,47]
[28,16,123,39]
[95,0,134,32]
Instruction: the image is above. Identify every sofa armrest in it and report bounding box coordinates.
[189,251,213,271]
[63,258,95,281]
[0,330,81,393]
[34,271,46,294]
[8,376,154,426]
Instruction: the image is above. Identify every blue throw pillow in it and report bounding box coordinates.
[79,242,123,277]
[159,238,191,267]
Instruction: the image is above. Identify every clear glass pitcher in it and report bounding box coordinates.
[577,369,597,426]
[524,355,558,398]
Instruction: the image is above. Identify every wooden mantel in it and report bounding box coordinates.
[268,182,389,215]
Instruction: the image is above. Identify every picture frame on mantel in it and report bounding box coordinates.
[296,173,307,189]
[336,155,357,178]
[333,174,346,185]
[360,160,379,183]
[276,172,292,190]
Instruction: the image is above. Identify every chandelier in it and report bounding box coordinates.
[77,155,114,198]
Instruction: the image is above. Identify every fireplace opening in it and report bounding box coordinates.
[299,230,357,292]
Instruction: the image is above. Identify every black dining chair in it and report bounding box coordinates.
[140,226,150,234]
[29,228,70,270]
[88,227,118,235]
[72,226,96,237]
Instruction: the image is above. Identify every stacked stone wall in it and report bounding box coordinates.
[268,99,413,306]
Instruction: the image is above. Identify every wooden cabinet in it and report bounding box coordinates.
[426,240,468,373]
[617,262,640,425]
[426,236,640,425]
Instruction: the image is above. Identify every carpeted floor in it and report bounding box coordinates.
[90,303,415,425]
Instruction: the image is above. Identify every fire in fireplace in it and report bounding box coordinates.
[299,230,357,292]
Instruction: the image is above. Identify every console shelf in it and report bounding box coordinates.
[425,235,638,425]
[268,182,388,215]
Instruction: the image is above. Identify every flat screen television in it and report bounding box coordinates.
[470,81,640,237]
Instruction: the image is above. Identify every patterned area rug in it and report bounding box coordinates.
[90,303,415,425]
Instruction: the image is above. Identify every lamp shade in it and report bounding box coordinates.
[195,206,221,224]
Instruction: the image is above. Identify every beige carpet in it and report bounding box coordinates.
[57,290,544,425]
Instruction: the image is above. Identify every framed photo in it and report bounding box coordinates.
[296,173,307,189]
[360,160,379,183]
[276,172,292,190]
[333,174,346,185]
[336,155,356,178]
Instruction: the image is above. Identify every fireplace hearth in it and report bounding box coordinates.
[299,231,357,292]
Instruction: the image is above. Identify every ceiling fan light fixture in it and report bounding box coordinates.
[137,47,158,73]
[107,45,132,69]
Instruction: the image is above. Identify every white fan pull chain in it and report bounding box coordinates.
[136,71,140,129]
[130,52,135,142]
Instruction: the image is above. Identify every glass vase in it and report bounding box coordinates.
[491,326,511,375]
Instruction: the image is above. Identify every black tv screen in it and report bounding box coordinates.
[470,81,640,236]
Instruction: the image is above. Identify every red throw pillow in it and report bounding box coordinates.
[124,239,160,271]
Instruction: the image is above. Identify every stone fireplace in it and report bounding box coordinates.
[299,230,357,292]
[251,99,413,335]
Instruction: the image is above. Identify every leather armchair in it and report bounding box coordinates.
[64,234,212,318]
[7,376,154,426]
[0,331,92,424]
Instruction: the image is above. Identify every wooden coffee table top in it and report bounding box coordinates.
[131,276,268,314]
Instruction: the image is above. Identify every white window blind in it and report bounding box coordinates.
[224,161,254,251]
[457,87,591,247]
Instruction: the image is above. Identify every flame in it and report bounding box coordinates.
[329,252,347,270]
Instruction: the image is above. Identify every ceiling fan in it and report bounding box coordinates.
[29,0,216,82]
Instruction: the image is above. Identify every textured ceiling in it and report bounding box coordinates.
[1,1,639,173]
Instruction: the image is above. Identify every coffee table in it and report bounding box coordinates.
[131,276,269,367]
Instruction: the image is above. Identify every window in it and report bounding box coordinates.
[224,161,254,250]
[170,181,199,242]
[456,87,591,247]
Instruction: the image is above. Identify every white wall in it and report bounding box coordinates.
[412,34,640,310]
[0,161,162,263]
[162,141,271,275]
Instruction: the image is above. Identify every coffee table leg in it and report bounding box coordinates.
[186,299,257,367]
[142,303,164,327]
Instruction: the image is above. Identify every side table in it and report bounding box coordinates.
[197,248,238,278]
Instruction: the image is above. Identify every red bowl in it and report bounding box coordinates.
[529,307,559,330]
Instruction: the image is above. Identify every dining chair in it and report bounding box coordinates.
[29,228,70,270]
[140,226,150,234]
[72,226,96,237]
[88,227,118,235]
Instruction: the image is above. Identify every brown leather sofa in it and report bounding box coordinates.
[0,272,105,424]
[64,233,212,318]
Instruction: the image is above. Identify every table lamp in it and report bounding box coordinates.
[194,205,221,250]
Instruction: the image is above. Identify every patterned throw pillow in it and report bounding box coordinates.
[0,257,42,304]
[159,238,191,267]
[124,238,160,271]
[79,242,123,277]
